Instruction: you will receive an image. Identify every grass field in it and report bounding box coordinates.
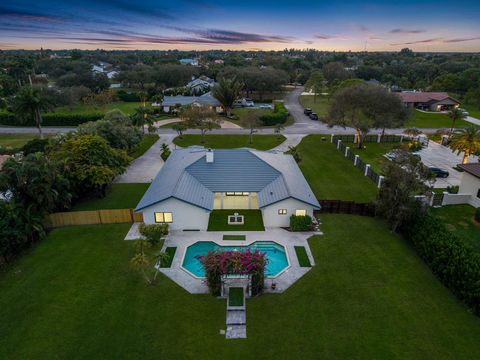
[464,105,480,119]
[72,183,149,211]
[230,108,294,128]
[430,205,480,252]
[56,101,143,115]
[207,210,265,231]
[1,216,479,359]
[405,110,470,128]
[351,142,400,173]
[297,135,378,202]
[0,134,44,148]
[299,95,330,119]
[173,134,286,150]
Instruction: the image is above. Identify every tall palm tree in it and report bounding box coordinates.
[131,106,153,133]
[211,77,243,117]
[448,126,480,164]
[10,86,53,139]
[448,108,466,134]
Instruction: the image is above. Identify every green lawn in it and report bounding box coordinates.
[405,110,470,129]
[297,135,378,202]
[173,135,286,150]
[430,205,480,252]
[223,235,246,241]
[56,102,143,115]
[1,217,479,358]
[207,210,265,231]
[159,247,177,268]
[294,246,311,267]
[464,105,480,119]
[351,142,400,173]
[0,134,45,149]
[228,287,244,307]
[129,134,159,159]
[72,183,149,211]
[299,95,330,119]
[230,108,294,128]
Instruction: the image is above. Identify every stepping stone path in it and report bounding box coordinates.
[226,309,246,339]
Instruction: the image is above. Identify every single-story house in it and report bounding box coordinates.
[135,147,320,230]
[179,58,199,66]
[457,163,480,207]
[397,92,460,111]
[161,92,222,113]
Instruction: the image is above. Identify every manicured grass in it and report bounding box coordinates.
[228,287,244,307]
[0,134,46,149]
[297,135,378,202]
[207,210,265,231]
[1,217,480,358]
[351,142,400,173]
[464,105,480,119]
[129,134,159,159]
[173,134,286,150]
[430,205,480,252]
[294,246,311,267]
[159,247,177,268]
[299,95,330,119]
[230,108,294,128]
[223,235,246,241]
[56,101,143,115]
[405,110,470,129]
[72,183,149,211]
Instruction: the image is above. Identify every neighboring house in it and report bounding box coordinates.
[397,92,460,111]
[135,148,320,230]
[457,163,480,207]
[214,59,224,64]
[106,70,119,79]
[186,76,215,94]
[179,58,199,66]
[161,92,222,113]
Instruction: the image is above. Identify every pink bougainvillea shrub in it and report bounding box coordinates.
[198,249,267,296]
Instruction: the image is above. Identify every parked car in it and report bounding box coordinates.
[458,108,470,116]
[309,112,319,120]
[244,98,255,107]
[304,108,313,115]
[259,104,273,109]
[429,167,449,178]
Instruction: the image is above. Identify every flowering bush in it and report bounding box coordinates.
[198,249,267,296]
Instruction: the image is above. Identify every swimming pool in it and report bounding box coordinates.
[182,241,289,278]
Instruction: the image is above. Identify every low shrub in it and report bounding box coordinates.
[0,145,17,155]
[22,138,50,155]
[117,90,141,102]
[402,213,480,315]
[0,111,103,126]
[160,143,171,161]
[289,214,312,231]
[138,223,169,246]
[446,185,459,194]
[475,208,480,223]
[259,102,289,126]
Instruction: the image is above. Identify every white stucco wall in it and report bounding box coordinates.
[459,172,480,208]
[141,198,211,230]
[262,198,316,228]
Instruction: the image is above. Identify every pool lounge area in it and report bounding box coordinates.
[149,228,319,294]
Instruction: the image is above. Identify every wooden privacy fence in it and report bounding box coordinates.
[45,209,143,228]
[315,200,376,217]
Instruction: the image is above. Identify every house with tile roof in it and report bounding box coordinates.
[135,147,320,230]
[397,91,460,111]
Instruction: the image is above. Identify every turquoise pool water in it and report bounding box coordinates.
[182,241,288,277]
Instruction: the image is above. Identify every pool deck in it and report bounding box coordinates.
[135,227,321,294]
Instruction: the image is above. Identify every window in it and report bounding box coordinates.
[295,209,307,216]
[226,192,249,196]
[477,188,480,199]
[228,214,244,225]
[155,212,173,223]
[278,209,287,215]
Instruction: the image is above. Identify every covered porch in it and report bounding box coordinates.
[213,192,259,210]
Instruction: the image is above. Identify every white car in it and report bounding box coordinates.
[259,104,273,109]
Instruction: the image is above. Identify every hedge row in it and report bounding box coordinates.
[259,102,289,126]
[402,213,480,315]
[0,112,103,126]
[290,214,312,231]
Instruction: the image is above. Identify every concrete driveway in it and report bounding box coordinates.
[416,141,478,188]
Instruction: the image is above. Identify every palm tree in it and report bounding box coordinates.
[448,126,480,164]
[10,86,53,139]
[448,108,466,134]
[211,77,243,117]
[131,107,153,133]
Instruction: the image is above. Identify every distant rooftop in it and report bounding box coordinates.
[397,91,459,103]
[458,163,480,179]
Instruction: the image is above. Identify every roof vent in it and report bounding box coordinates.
[206,148,214,163]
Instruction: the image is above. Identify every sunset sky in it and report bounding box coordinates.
[1,1,480,52]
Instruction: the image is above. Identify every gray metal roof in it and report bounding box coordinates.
[162,93,220,107]
[135,147,320,212]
